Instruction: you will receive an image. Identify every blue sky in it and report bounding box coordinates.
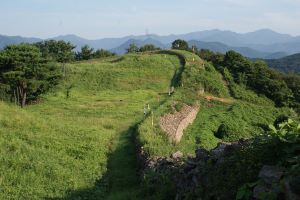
[0,0,300,39]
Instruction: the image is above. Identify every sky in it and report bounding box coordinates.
[0,0,300,39]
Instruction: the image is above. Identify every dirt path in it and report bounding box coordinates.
[204,95,233,103]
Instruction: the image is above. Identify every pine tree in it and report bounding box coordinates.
[0,44,61,107]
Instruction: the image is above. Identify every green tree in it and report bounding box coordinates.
[35,40,76,77]
[139,44,160,52]
[76,45,94,60]
[0,44,60,107]
[93,49,115,58]
[126,43,139,53]
[197,49,225,68]
[171,39,189,50]
[35,40,76,63]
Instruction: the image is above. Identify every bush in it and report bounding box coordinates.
[274,114,289,128]
[215,123,229,139]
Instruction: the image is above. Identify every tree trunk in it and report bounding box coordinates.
[13,89,17,105]
[18,83,27,108]
[16,86,20,106]
[21,90,26,108]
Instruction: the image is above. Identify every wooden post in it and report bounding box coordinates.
[144,104,147,116]
[151,111,154,127]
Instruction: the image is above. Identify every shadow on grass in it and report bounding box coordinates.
[47,125,143,200]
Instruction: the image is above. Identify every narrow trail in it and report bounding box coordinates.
[103,52,186,199]
[103,51,189,200]
[104,126,141,200]
[203,95,233,103]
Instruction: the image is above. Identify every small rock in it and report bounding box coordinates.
[258,165,285,185]
[289,176,300,196]
[253,184,272,199]
[211,143,229,159]
[186,159,198,166]
[192,175,199,186]
[195,149,209,161]
[285,177,300,200]
[172,151,183,159]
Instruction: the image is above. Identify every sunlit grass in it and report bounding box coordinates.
[0,53,181,199]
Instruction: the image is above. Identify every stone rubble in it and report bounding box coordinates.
[138,138,300,200]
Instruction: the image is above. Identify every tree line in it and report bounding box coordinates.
[0,40,163,107]
[0,40,116,107]
[171,39,300,112]
[126,43,161,53]
[1,38,299,111]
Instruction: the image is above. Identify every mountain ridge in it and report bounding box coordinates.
[1,29,300,58]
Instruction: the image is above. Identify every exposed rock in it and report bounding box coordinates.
[285,177,300,200]
[195,149,209,161]
[289,176,300,196]
[258,165,285,185]
[211,143,229,159]
[139,136,299,200]
[253,183,273,200]
[172,151,183,159]
[160,104,199,143]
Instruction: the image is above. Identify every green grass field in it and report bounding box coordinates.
[0,53,181,199]
[0,50,297,199]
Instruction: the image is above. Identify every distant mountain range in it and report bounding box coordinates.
[1,29,300,59]
[187,40,288,59]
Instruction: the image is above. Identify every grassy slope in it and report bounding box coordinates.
[0,54,181,199]
[137,50,295,157]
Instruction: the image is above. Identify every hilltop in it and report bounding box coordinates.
[0,45,299,199]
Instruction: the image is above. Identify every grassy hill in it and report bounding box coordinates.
[0,50,298,199]
[0,53,182,199]
[137,51,295,157]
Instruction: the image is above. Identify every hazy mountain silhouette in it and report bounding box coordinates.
[1,29,300,58]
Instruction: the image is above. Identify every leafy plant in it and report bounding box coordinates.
[236,182,257,200]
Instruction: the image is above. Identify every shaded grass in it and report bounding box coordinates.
[0,53,181,199]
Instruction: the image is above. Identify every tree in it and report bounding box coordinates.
[76,45,94,60]
[35,40,76,63]
[197,49,224,67]
[215,123,230,139]
[198,49,215,61]
[172,39,189,50]
[126,43,139,53]
[139,44,160,52]
[0,44,60,107]
[35,40,76,77]
[93,49,115,58]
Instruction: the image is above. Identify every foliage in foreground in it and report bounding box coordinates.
[142,118,300,200]
[201,118,300,199]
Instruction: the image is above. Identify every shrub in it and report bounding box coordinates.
[215,123,229,139]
